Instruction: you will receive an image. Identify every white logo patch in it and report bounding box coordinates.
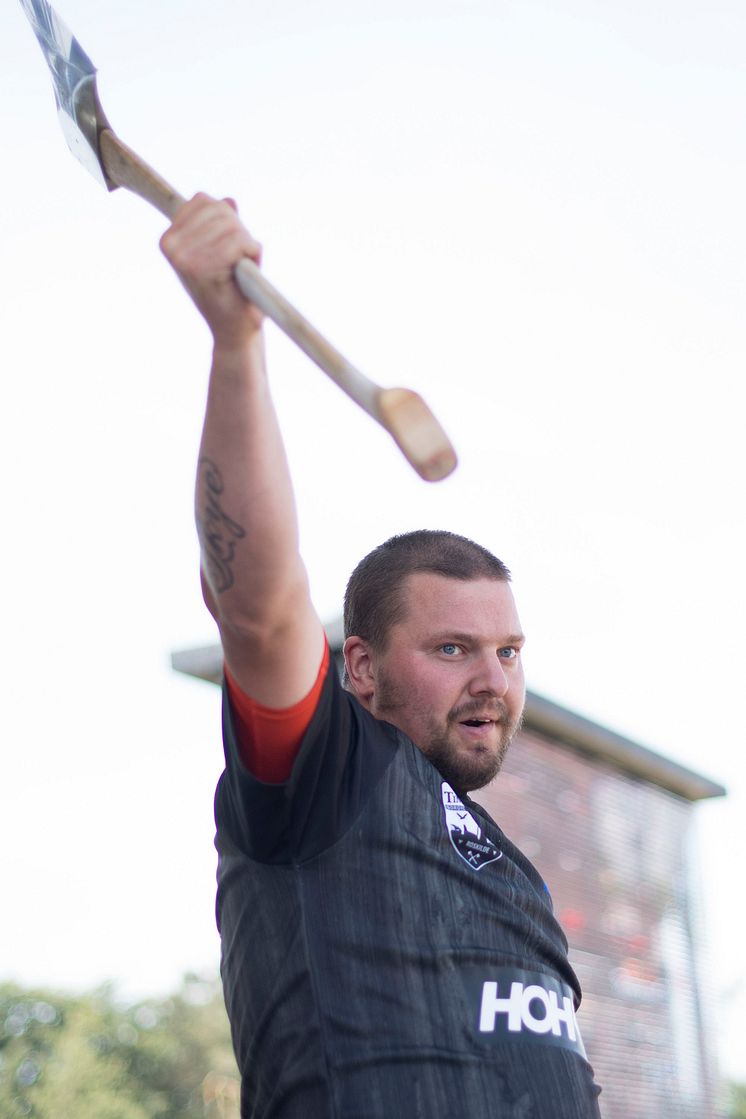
[479,981,580,1042]
[441,782,502,870]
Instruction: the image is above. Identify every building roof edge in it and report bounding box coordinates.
[522,690,725,802]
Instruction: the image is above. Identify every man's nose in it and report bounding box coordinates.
[468,651,509,698]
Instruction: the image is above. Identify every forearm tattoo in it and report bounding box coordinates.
[197,458,246,593]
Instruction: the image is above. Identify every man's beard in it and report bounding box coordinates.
[376,673,523,794]
[423,700,522,793]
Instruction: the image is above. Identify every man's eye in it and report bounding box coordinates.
[498,647,518,660]
[441,644,461,656]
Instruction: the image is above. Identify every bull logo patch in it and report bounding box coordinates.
[441,782,502,870]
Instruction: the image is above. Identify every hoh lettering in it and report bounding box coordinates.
[460,968,587,1058]
[479,981,579,1042]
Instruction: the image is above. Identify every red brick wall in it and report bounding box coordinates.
[474,727,722,1119]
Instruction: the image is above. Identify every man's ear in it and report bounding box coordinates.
[343,636,376,704]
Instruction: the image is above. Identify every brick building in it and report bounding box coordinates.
[474,691,725,1118]
[173,620,725,1119]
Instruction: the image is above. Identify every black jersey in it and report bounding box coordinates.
[215,663,602,1118]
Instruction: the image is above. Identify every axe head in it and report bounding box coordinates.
[20,0,113,189]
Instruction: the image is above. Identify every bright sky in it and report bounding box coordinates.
[3,0,745,1083]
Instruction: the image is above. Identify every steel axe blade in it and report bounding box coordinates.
[19,0,458,481]
[19,0,112,188]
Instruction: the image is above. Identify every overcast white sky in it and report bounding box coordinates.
[3,0,745,1083]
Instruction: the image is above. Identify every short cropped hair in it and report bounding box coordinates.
[343,529,511,653]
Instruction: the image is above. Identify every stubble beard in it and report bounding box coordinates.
[423,708,521,794]
[375,672,523,795]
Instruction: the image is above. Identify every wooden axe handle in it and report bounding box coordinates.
[99,129,457,481]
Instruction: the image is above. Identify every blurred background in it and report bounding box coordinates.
[2,0,744,1114]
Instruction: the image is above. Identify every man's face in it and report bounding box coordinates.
[362,573,526,793]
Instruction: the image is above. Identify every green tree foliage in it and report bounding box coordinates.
[0,974,239,1119]
[729,1082,746,1119]
[3,973,742,1117]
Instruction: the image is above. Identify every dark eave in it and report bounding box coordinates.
[522,690,724,802]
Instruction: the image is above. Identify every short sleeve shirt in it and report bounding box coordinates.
[215,662,602,1119]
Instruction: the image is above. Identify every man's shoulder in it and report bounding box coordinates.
[216,662,405,863]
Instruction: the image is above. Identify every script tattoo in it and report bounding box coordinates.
[197,458,246,593]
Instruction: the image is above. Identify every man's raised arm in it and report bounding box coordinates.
[160,194,325,707]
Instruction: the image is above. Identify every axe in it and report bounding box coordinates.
[19,0,458,482]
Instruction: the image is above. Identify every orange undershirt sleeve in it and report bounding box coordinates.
[223,640,331,783]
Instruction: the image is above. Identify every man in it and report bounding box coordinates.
[161,195,602,1118]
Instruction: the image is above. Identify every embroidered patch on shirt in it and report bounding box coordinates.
[441,782,502,870]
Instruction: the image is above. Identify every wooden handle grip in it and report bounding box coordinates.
[100,129,185,217]
[98,129,457,480]
[232,258,380,415]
